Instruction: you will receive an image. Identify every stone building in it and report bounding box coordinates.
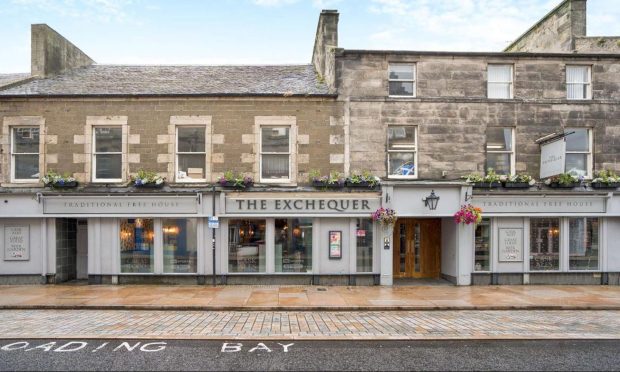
[0,0,618,286]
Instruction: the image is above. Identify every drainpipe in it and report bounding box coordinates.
[212,185,216,287]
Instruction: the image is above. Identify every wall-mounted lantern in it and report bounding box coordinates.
[422,190,440,210]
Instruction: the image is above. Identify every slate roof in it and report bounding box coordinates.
[0,73,31,89]
[0,64,332,96]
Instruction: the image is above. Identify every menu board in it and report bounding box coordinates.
[498,228,523,262]
[4,226,29,261]
[329,231,342,259]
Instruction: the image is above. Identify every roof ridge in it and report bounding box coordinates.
[90,63,313,68]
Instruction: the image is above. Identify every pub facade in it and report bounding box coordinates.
[1,0,619,286]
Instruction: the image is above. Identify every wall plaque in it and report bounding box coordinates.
[498,228,523,262]
[4,226,29,261]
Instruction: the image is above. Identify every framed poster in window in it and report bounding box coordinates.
[329,231,342,259]
[4,226,29,261]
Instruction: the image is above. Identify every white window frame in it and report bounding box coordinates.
[92,126,123,183]
[486,127,515,175]
[487,64,514,99]
[388,63,416,98]
[175,126,207,183]
[567,217,601,272]
[259,125,292,184]
[10,126,41,183]
[565,128,593,179]
[387,125,418,179]
[566,65,592,100]
[472,217,493,273]
[528,217,562,272]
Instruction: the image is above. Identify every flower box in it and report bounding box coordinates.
[312,180,344,189]
[134,182,164,189]
[47,181,78,189]
[345,180,378,189]
[591,182,620,189]
[548,182,576,189]
[219,181,253,189]
[473,182,501,189]
[503,182,531,189]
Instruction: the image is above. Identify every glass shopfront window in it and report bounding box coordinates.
[356,218,373,272]
[120,218,154,273]
[474,218,491,271]
[275,218,312,273]
[163,219,198,273]
[228,219,266,273]
[530,218,560,271]
[569,217,599,270]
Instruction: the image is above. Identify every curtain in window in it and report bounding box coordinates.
[262,154,289,178]
[488,65,511,99]
[567,66,588,99]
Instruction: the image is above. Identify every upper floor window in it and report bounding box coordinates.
[565,128,592,178]
[176,126,206,182]
[387,126,417,178]
[260,126,290,182]
[487,64,513,99]
[11,127,40,182]
[388,64,416,97]
[486,127,514,175]
[566,65,591,100]
[93,127,122,182]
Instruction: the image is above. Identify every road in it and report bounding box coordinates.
[1,339,619,371]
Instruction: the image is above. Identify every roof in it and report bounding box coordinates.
[337,49,620,59]
[0,64,333,97]
[0,73,31,89]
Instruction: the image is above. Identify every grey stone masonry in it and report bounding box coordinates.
[31,24,94,78]
[337,51,620,180]
[312,10,339,92]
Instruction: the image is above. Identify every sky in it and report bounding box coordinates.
[0,0,619,73]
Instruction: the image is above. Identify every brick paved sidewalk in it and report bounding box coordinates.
[1,309,619,340]
[1,284,620,310]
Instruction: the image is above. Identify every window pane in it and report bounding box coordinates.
[566,66,589,83]
[163,219,197,273]
[389,65,414,80]
[488,65,512,82]
[565,129,589,151]
[356,218,373,272]
[177,154,205,180]
[487,128,512,151]
[389,81,414,96]
[14,154,39,179]
[565,153,587,177]
[228,219,266,273]
[275,218,312,273]
[388,126,416,150]
[530,218,560,271]
[95,127,122,152]
[475,218,491,271]
[261,127,289,152]
[177,127,205,153]
[95,154,122,179]
[486,153,511,175]
[388,152,415,176]
[488,82,511,99]
[261,154,289,179]
[569,218,599,270]
[13,127,40,153]
[120,219,154,273]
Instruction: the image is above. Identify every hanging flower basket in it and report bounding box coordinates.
[454,204,483,225]
[371,207,397,226]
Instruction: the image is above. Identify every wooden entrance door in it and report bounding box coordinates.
[393,219,441,278]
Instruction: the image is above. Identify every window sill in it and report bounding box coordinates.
[1,182,43,188]
[387,176,418,180]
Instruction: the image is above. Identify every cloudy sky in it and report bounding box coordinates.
[1,0,618,73]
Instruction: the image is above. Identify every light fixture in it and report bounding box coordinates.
[422,190,440,210]
[464,191,473,202]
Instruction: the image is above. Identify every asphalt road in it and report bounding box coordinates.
[1,339,618,371]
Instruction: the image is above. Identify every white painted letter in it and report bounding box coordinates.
[248,343,272,353]
[221,343,242,352]
[26,342,57,352]
[54,342,87,352]
[140,342,167,352]
[114,342,141,352]
[277,343,294,353]
[1,342,29,351]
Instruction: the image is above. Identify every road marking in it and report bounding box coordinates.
[221,342,294,353]
[0,341,167,353]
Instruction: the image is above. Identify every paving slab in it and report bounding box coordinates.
[1,284,620,310]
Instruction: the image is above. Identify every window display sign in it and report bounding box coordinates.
[4,226,29,261]
[329,231,342,259]
[498,228,523,262]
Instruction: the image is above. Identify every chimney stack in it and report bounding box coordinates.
[312,10,339,90]
[31,24,94,78]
